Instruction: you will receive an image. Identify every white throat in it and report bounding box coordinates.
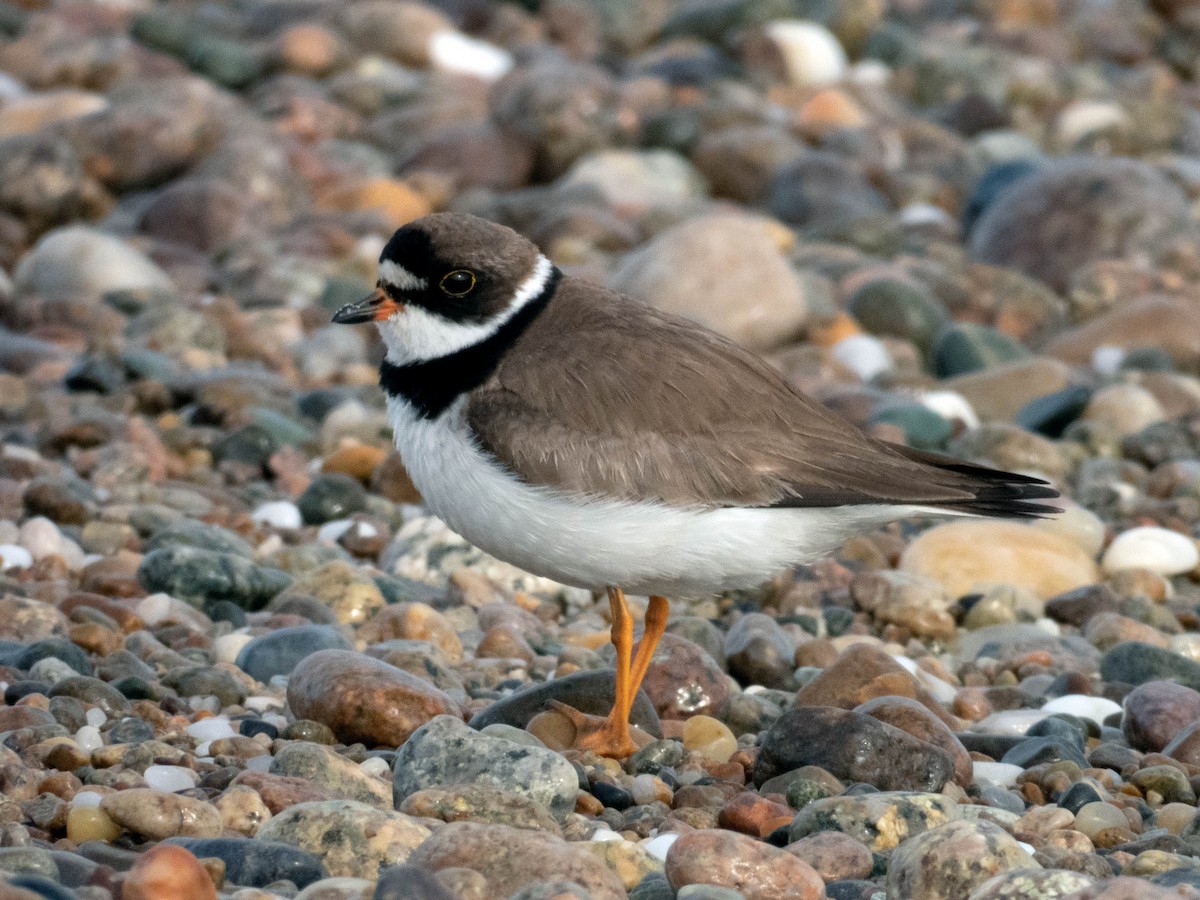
[377,254,554,365]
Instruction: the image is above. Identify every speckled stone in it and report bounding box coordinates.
[965,868,1095,899]
[270,740,391,809]
[791,792,960,852]
[755,706,956,791]
[393,715,577,821]
[886,819,1038,900]
[255,800,430,880]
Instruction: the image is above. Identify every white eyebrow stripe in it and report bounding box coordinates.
[379,260,428,291]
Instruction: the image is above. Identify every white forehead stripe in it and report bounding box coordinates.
[377,253,554,366]
[378,259,428,291]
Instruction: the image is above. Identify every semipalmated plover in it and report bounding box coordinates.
[333,212,1058,757]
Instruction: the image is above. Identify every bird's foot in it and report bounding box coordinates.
[543,700,645,758]
[529,588,670,759]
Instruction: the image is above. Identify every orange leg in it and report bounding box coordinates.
[550,588,671,758]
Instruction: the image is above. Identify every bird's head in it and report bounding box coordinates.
[332,212,553,365]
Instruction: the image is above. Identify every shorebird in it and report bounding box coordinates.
[333,212,1058,757]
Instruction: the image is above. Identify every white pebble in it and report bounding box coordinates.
[831,333,892,382]
[245,696,285,713]
[631,774,660,806]
[136,593,173,626]
[1102,526,1199,576]
[763,20,848,87]
[428,30,513,81]
[1056,100,1128,147]
[70,791,104,809]
[187,716,236,742]
[85,708,106,728]
[971,710,1048,735]
[920,390,980,430]
[972,762,1023,787]
[1040,694,1122,726]
[213,633,254,666]
[144,765,198,793]
[1091,346,1126,376]
[359,756,391,777]
[75,725,102,754]
[588,828,623,843]
[0,544,32,570]
[251,501,302,530]
[642,833,678,861]
[18,516,62,560]
[1017,841,1036,856]
[317,519,355,543]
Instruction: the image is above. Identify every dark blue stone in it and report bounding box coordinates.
[1027,715,1087,747]
[208,600,247,628]
[164,838,326,889]
[1058,780,1104,814]
[238,718,279,740]
[592,780,634,811]
[15,638,90,676]
[1015,385,1093,438]
[1001,736,1089,769]
[235,624,352,682]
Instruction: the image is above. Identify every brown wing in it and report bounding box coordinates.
[466,278,1057,513]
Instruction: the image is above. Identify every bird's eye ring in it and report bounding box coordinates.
[440,270,476,297]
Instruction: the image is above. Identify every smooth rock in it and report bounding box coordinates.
[123,844,216,900]
[968,157,1191,293]
[236,624,352,682]
[666,829,824,899]
[785,830,873,882]
[287,649,461,747]
[1101,642,1200,690]
[901,520,1098,599]
[609,213,807,352]
[755,706,956,791]
[100,789,222,840]
[1122,680,1200,751]
[1102,527,1199,577]
[14,226,174,301]
[795,643,955,725]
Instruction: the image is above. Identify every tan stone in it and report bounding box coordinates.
[901,520,1099,599]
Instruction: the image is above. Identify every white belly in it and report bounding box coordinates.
[389,398,944,596]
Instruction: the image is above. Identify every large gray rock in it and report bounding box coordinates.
[393,715,578,821]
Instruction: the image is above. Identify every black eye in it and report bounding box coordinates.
[440,270,476,297]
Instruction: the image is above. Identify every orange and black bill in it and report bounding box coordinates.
[331,288,403,324]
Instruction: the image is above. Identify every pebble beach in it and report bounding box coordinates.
[0,0,1199,898]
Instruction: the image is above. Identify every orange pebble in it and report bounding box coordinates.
[124,845,217,900]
